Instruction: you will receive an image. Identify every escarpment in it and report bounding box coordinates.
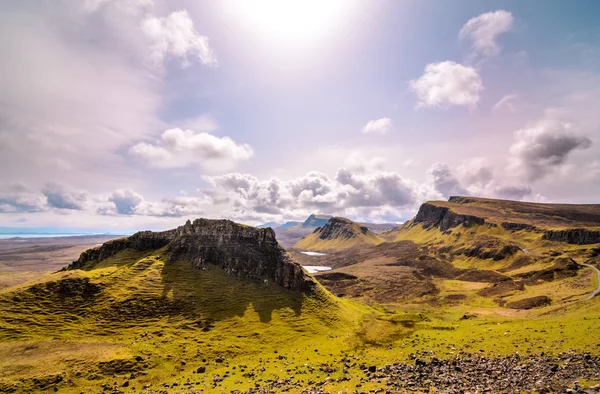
[542,228,600,245]
[294,217,384,251]
[412,202,485,231]
[68,219,315,292]
[314,217,371,240]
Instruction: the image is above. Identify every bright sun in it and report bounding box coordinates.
[230,0,351,45]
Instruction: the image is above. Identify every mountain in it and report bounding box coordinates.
[67,219,315,291]
[1,208,599,392]
[294,216,384,251]
[273,214,395,247]
[0,218,371,392]
[256,221,282,229]
[307,197,600,308]
[301,214,332,228]
[278,220,301,229]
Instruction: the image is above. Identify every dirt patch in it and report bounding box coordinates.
[315,272,358,281]
[478,280,525,297]
[27,277,101,299]
[507,295,551,309]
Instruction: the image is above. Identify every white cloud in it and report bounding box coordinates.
[130,128,254,171]
[459,10,513,57]
[109,189,144,214]
[362,117,392,134]
[142,10,217,68]
[410,61,483,109]
[428,162,468,197]
[201,159,438,222]
[42,183,87,210]
[509,117,592,181]
[428,161,533,201]
[492,94,518,112]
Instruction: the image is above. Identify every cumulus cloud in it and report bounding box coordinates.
[410,61,483,109]
[428,163,468,197]
[509,118,592,181]
[492,94,518,112]
[108,189,144,214]
[130,128,254,171]
[428,160,534,202]
[142,10,217,68]
[104,189,209,217]
[459,10,513,57]
[0,191,46,214]
[201,160,436,222]
[42,183,87,210]
[362,117,392,134]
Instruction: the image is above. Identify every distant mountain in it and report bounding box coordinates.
[278,221,301,229]
[272,214,397,247]
[294,216,384,251]
[302,214,332,228]
[256,221,283,229]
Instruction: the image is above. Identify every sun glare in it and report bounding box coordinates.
[230,0,351,45]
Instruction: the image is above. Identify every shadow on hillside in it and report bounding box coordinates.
[159,258,305,323]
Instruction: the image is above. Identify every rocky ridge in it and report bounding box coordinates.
[67,219,315,292]
[411,202,485,231]
[294,217,383,251]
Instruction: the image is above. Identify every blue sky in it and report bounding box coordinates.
[1,0,599,231]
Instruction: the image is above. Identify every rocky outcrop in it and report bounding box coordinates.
[302,214,332,228]
[314,217,370,240]
[507,295,551,309]
[68,219,315,292]
[501,222,538,231]
[542,228,600,245]
[413,203,485,231]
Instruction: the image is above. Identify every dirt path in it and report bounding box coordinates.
[582,263,600,300]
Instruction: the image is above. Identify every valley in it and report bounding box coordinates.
[0,198,599,393]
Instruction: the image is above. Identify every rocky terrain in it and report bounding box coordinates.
[1,199,599,393]
[67,219,314,292]
[272,214,396,247]
[295,217,384,251]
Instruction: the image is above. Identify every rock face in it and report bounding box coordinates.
[294,217,383,251]
[313,217,371,241]
[302,214,332,228]
[68,219,315,292]
[542,228,600,245]
[412,202,485,231]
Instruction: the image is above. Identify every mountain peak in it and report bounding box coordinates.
[68,218,316,292]
[295,216,383,251]
[302,214,332,228]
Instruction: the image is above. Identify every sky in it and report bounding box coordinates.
[1,0,600,232]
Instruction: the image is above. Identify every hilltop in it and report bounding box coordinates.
[271,214,396,247]
[0,210,599,392]
[294,217,384,251]
[301,197,600,313]
[0,219,377,392]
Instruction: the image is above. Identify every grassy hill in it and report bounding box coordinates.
[294,217,384,251]
[1,209,600,392]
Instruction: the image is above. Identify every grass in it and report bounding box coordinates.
[295,217,384,251]
[0,239,599,392]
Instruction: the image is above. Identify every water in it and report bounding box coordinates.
[302,266,332,273]
[0,233,97,239]
[300,251,327,256]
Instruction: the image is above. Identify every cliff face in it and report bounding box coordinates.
[68,219,315,292]
[413,203,485,231]
[295,217,384,251]
[542,229,600,245]
[315,217,370,240]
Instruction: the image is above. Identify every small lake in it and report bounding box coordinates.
[300,251,327,256]
[302,266,332,273]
